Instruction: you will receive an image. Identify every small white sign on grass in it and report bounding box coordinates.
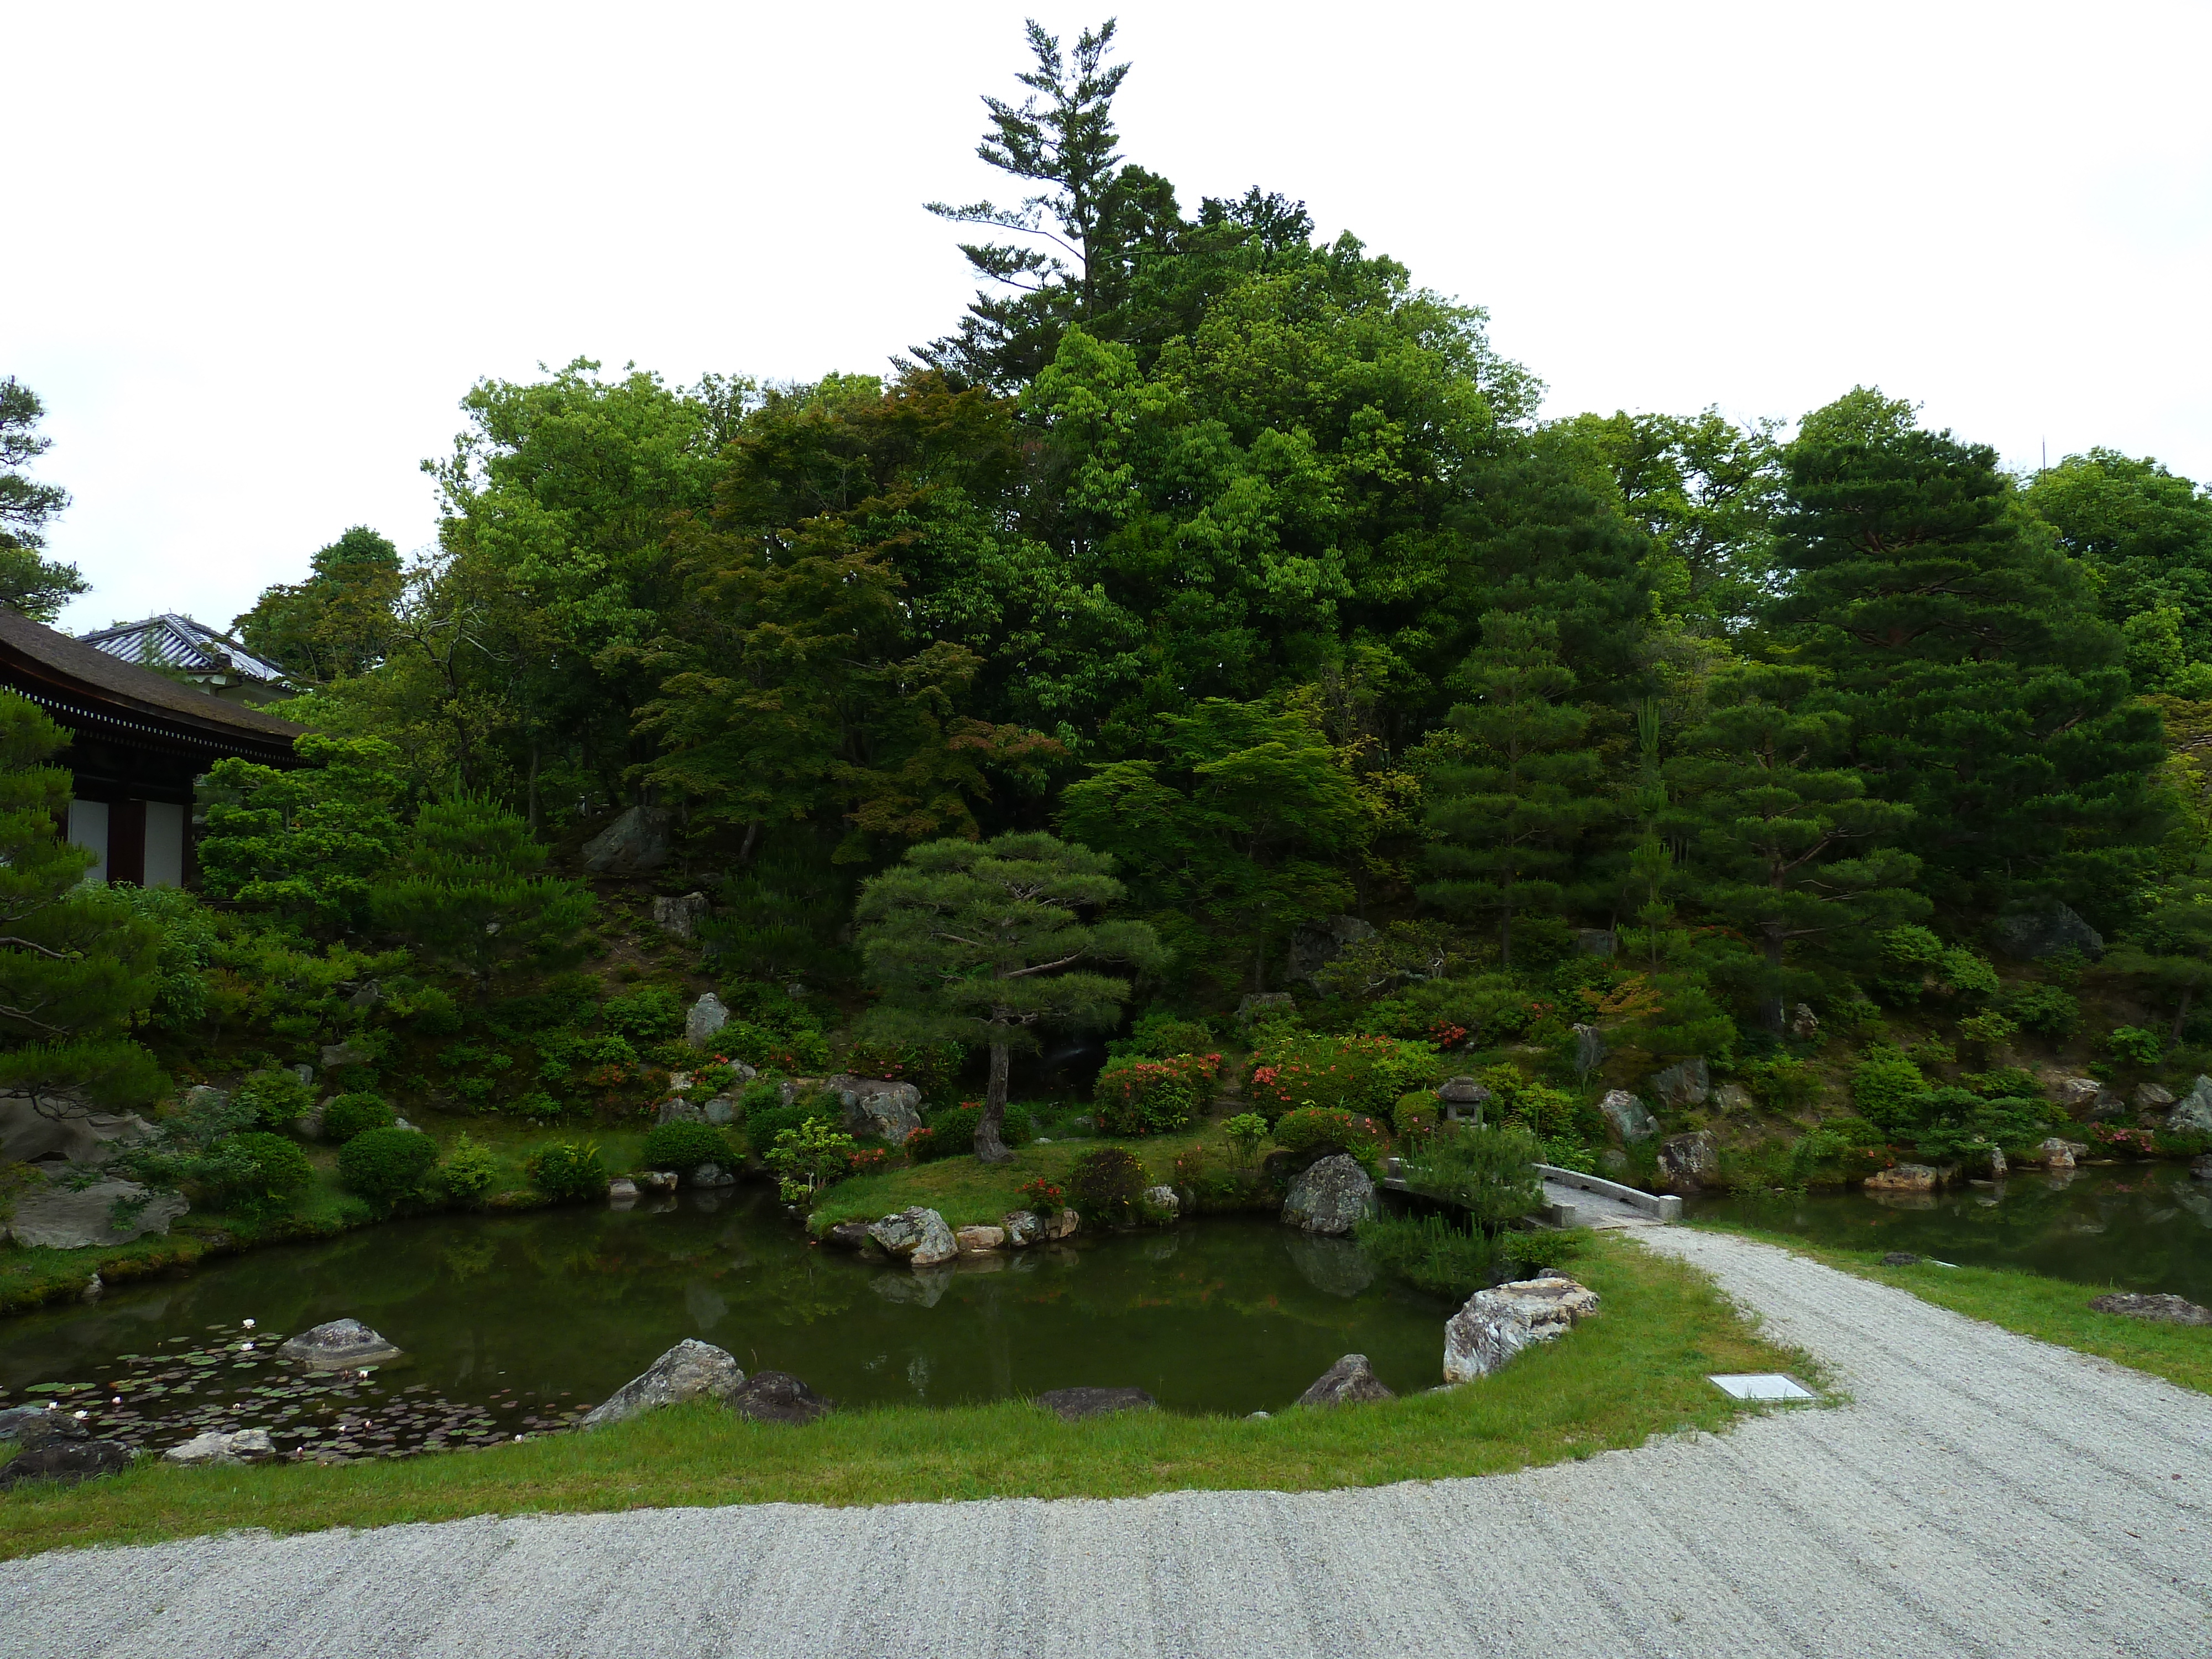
[1708,1374,1816,1402]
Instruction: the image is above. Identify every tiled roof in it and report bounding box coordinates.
[78,614,293,686]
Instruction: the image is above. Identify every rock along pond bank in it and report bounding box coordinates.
[1,1186,1457,1460]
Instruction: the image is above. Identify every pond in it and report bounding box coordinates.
[1691,1162,2212,1306]
[0,1187,1457,1461]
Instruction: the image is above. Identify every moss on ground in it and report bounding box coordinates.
[0,1234,1807,1559]
[1692,1220,2212,1396]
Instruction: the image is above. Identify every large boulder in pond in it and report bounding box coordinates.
[1443,1276,1601,1384]
[279,1318,405,1370]
[1992,902,2103,961]
[728,1370,833,1425]
[1295,1353,1395,1407]
[825,1074,924,1142]
[2164,1076,2212,1138]
[1598,1089,1657,1144]
[581,1339,745,1428]
[1281,1154,1375,1236]
[581,804,671,875]
[3,1177,186,1249]
[868,1206,958,1267]
[1036,1385,1155,1421]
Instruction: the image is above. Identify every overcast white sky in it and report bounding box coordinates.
[8,1,2210,635]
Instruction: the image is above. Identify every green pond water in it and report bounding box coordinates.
[1691,1162,2212,1305]
[0,1187,1459,1458]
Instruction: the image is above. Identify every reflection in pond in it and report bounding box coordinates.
[1692,1162,2212,1305]
[1,1188,1457,1454]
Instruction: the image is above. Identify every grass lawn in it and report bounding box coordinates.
[0,1232,1810,1560]
[806,1129,1231,1232]
[1690,1220,2212,1397]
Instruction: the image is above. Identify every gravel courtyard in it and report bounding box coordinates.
[3,1224,2206,1658]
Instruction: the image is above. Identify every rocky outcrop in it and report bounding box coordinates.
[279,1319,405,1369]
[163,1428,276,1467]
[728,1370,833,1425]
[0,1092,153,1167]
[320,1040,373,1071]
[1141,1185,1180,1221]
[2163,1076,2212,1137]
[607,1177,639,1206]
[1443,1276,1601,1384]
[1571,1024,1606,1077]
[689,1163,735,1187]
[652,891,709,939]
[2193,1155,2212,1182]
[1655,1130,1720,1193]
[4,1177,187,1249]
[1235,992,1297,1028]
[822,1220,875,1251]
[1289,914,1379,986]
[954,1225,1006,1253]
[2135,1082,2177,1113]
[1042,1207,1080,1241]
[1281,1154,1375,1236]
[2031,1138,2089,1170]
[1864,1163,1949,1192]
[1712,1083,1754,1114]
[581,804,671,874]
[1993,902,2104,961]
[1036,1385,1156,1421]
[1648,1057,1711,1108]
[1789,1003,1821,1040]
[1294,1353,1395,1407]
[0,1437,132,1490]
[868,1206,958,1267]
[824,1074,925,1142]
[1598,1089,1657,1144]
[2088,1292,2212,1327]
[581,1339,745,1428]
[1001,1210,1043,1248]
[685,993,731,1050]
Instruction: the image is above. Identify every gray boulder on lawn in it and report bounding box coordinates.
[582,1338,746,1428]
[2088,1292,2212,1327]
[0,1437,132,1490]
[164,1428,277,1467]
[1036,1385,1155,1421]
[1443,1275,1601,1384]
[1598,1089,1657,1144]
[868,1206,958,1267]
[3,1177,187,1249]
[1295,1353,1395,1407]
[278,1318,405,1369]
[728,1370,834,1425]
[1281,1153,1376,1236]
[825,1074,925,1142]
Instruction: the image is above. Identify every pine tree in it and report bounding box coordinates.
[1420,612,1607,966]
[1771,389,2164,921]
[372,796,593,994]
[1663,662,1927,1030]
[2099,865,2212,1042]
[0,691,163,1113]
[854,832,1161,1162]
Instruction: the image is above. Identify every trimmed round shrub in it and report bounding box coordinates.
[525,1140,607,1202]
[236,1067,312,1130]
[437,1133,499,1202]
[641,1120,734,1173]
[1851,1052,1932,1134]
[1068,1145,1149,1227]
[1392,1091,1439,1141]
[217,1130,315,1211]
[915,1101,1037,1161]
[321,1092,395,1143]
[337,1126,438,1210]
[1274,1105,1389,1167]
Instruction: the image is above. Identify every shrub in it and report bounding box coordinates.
[1355,973,1532,1050]
[2106,1025,2164,1067]
[640,1120,733,1173]
[1274,1105,1389,1167]
[743,1091,839,1156]
[321,1092,395,1142]
[524,1140,607,1202]
[1109,1011,1218,1060]
[437,1132,499,1202]
[719,1021,833,1074]
[2000,983,2083,1040]
[1850,1052,1932,1133]
[1093,1052,1219,1136]
[1247,1034,1443,1123]
[836,1036,964,1102]
[1957,1010,2018,1048]
[1401,1123,1544,1228]
[1476,1066,1579,1140]
[1068,1145,1149,1227]
[914,1100,1037,1161]
[1220,1111,1269,1168]
[602,987,685,1042]
[236,1068,312,1131]
[399,984,464,1036]
[1019,1174,1066,1211]
[217,1131,315,1213]
[764,1119,855,1203]
[337,1126,438,1210]
[1353,1213,1505,1299]
[1392,1092,1439,1142]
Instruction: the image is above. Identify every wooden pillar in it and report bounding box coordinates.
[108,799,147,887]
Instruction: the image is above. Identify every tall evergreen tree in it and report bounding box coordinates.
[1663,664,1927,1030]
[233,526,402,685]
[1770,389,2164,922]
[1420,612,1607,966]
[372,796,594,995]
[0,377,91,622]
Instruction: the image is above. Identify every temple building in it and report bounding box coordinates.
[76,613,295,707]
[0,607,303,886]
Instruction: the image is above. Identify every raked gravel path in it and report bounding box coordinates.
[4,1222,2210,1658]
